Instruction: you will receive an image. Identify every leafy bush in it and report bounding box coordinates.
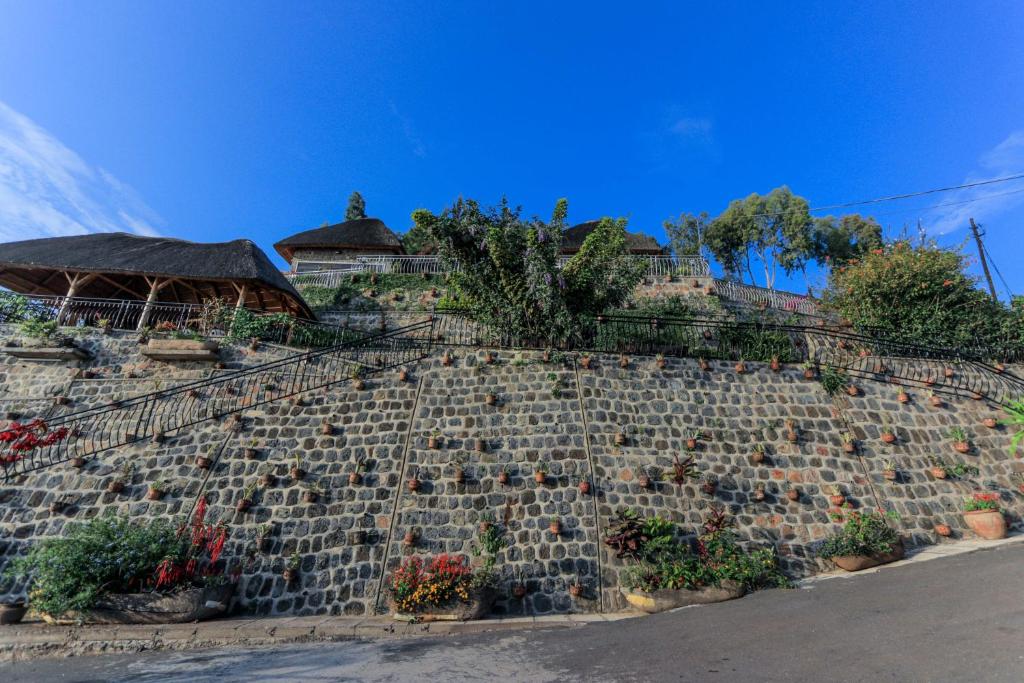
[819,366,849,396]
[417,198,645,346]
[817,510,901,559]
[616,508,789,592]
[388,554,493,613]
[823,240,1022,351]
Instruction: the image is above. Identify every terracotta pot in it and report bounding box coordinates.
[931,467,947,479]
[569,584,583,599]
[475,439,486,453]
[534,471,546,484]
[260,474,275,487]
[615,433,627,446]
[944,367,954,378]
[196,456,212,470]
[638,475,652,489]
[699,359,710,371]
[578,480,591,495]
[581,357,592,369]
[407,479,420,493]
[753,489,766,502]
[786,430,798,444]
[897,392,909,404]
[953,441,970,454]
[353,380,365,391]
[619,356,629,369]
[786,489,800,501]
[147,488,164,501]
[964,510,1006,540]
[290,467,305,481]
[831,540,905,571]
[349,472,362,485]
[751,451,765,464]
[497,471,510,485]
[428,436,439,449]
[925,377,936,387]
[656,358,666,369]
[303,490,319,503]
[882,469,897,481]
[321,423,334,435]
[485,394,497,406]
[283,569,297,583]
[49,501,67,514]
[441,352,452,366]
[236,499,252,512]
[512,585,527,599]
[549,521,561,535]
[770,358,781,372]
[829,494,845,506]
[843,442,856,453]
[107,480,125,494]
[983,418,998,429]
[734,362,746,374]
[929,395,942,407]
[881,432,896,444]
[244,448,258,459]
[484,352,495,365]
[934,523,952,537]
[846,385,859,397]
[403,531,416,546]
[398,370,408,382]
[803,369,815,380]
[479,521,492,533]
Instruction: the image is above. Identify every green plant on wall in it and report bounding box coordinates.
[819,366,850,396]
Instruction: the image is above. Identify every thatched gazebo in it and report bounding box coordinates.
[0,232,313,321]
[274,217,405,272]
[560,221,663,256]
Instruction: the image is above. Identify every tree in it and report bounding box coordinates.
[345,191,367,221]
[413,198,645,344]
[401,217,435,255]
[811,214,883,266]
[663,212,708,258]
[704,186,813,289]
[823,239,1021,350]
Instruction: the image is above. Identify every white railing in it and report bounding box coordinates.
[287,255,710,288]
[713,279,820,315]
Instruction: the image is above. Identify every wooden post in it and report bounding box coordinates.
[969,218,998,301]
[137,277,163,331]
[57,272,96,325]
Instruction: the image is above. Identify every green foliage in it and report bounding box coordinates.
[823,240,1022,350]
[3,514,183,617]
[294,273,440,313]
[663,211,709,258]
[418,198,645,345]
[17,319,60,339]
[345,191,367,221]
[819,366,849,396]
[811,214,882,266]
[1000,400,1024,456]
[401,215,436,255]
[619,509,789,592]
[817,510,901,559]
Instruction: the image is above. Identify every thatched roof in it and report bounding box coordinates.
[274,217,405,262]
[561,221,663,255]
[0,232,312,316]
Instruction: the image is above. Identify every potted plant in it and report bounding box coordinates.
[320,419,334,436]
[881,460,898,481]
[147,479,169,501]
[769,356,781,372]
[236,481,258,512]
[497,464,511,486]
[452,455,467,484]
[48,495,72,514]
[580,353,592,369]
[828,485,845,506]
[568,579,584,599]
[303,482,323,503]
[107,462,133,494]
[195,450,214,470]
[802,362,816,380]
[479,513,494,533]
[398,367,409,382]
[549,517,561,535]
[698,357,710,371]
[256,523,274,551]
[897,388,910,404]
[685,430,700,451]
[407,469,421,492]
[845,383,859,397]
[244,442,258,459]
[475,437,486,453]
[786,487,800,502]
[441,350,453,366]
[949,427,970,454]
[283,552,301,582]
[637,467,653,489]
[655,353,667,370]
[667,454,698,486]
[534,463,548,484]
[818,510,903,571]
[734,359,746,374]
[934,523,952,537]
[982,416,999,429]
[944,367,955,379]
[880,425,897,444]
[752,483,766,502]
[784,420,798,443]
[349,459,365,485]
[427,431,442,450]
[290,453,306,481]
[929,391,943,407]
[484,392,497,406]
[841,432,856,454]
[402,529,417,547]
[578,477,592,495]
[258,463,276,488]
[928,457,948,479]
[701,475,718,495]
[350,367,366,391]
[963,493,1006,539]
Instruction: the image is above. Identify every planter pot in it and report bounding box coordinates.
[497,472,510,485]
[930,396,942,407]
[699,359,711,371]
[290,467,305,481]
[620,581,745,614]
[882,469,898,481]
[897,393,910,404]
[303,491,319,503]
[196,456,212,470]
[569,584,583,599]
[244,448,258,459]
[881,433,896,444]
[830,540,904,572]
[734,362,746,374]
[428,437,439,450]
[534,471,546,484]
[614,433,627,446]
[686,438,698,450]
[580,357,592,369]
[944,368,954,378]
[392,586,497,622]
[49,501,68,514]
[656,359,666,370]
[260,474,275,487]
[619,357,630,369]
[638,475,652,489]
[829,495,846,506]
[441,353,453,367]
[349,472,363,485]
[353,380,365,391]
[147,488,165,501]
[983,418,998,429]
[479,521,492,534]
[931,467,947,479]
[578,480,591,495]
[803,369,815,380]
[485,394,497,406]
[398,370,408,382]
[107,480,125,494]
[407,479,420,493]
[786,489,800,502]
[475,439,486,453]
[842,442,856,454]
[454,469,466,484]
[283,569,298,583]
[484,352,495,365]
[236,499,252,512]
[321,423,334,435]
[403,532,416,546]
[953,442,970,454]
[770,359,781,372]
[0,602,28,625]
[935,524,952,537]
[753,489,766,502]
[964,510,1006,540]
[786,431,798,444]
[549,521,561,535]
[43,585,234,625]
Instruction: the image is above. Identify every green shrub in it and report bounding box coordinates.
[817,510,900,559]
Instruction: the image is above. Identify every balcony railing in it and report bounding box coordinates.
[286,255,711,288]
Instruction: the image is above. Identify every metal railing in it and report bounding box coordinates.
[286,255,711,288]
[1,320,433,480]
[712,279,820,316]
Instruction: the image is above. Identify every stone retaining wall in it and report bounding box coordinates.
[1,326,1022,617]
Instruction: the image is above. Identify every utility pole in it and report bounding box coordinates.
[969,218,998,301]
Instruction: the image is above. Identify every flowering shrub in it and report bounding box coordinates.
[817,510,901,559]
[823,240,1022,350]
[414,198,646,346]
[963,492,1001,512]
[389,554,486,613]
[0,419,70,466]
[3,497,232,617]
[619,508,789,592]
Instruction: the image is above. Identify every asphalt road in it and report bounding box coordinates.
[5,543,1023,682]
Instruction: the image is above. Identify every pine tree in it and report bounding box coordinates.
[345,191,367,221]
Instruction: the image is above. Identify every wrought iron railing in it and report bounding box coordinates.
[286,255,711,288]
[712,279,820,316]
[1,320,433,480]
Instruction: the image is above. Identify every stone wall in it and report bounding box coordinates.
[1,325,1022,617]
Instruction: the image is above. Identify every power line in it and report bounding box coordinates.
[854,186,1024,220]
[982,241,1015,300]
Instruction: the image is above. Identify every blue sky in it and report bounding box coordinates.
[1,1,1023,296]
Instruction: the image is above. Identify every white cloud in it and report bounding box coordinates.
[668,116,713,142]
[388,100,427,158]
[924,130,1024,235]
[0,100,161,243]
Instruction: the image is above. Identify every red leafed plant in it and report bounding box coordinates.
[963,492,1001,512]
[388,553,476,613]
[154,496,230,590]
[0,419,70,466]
